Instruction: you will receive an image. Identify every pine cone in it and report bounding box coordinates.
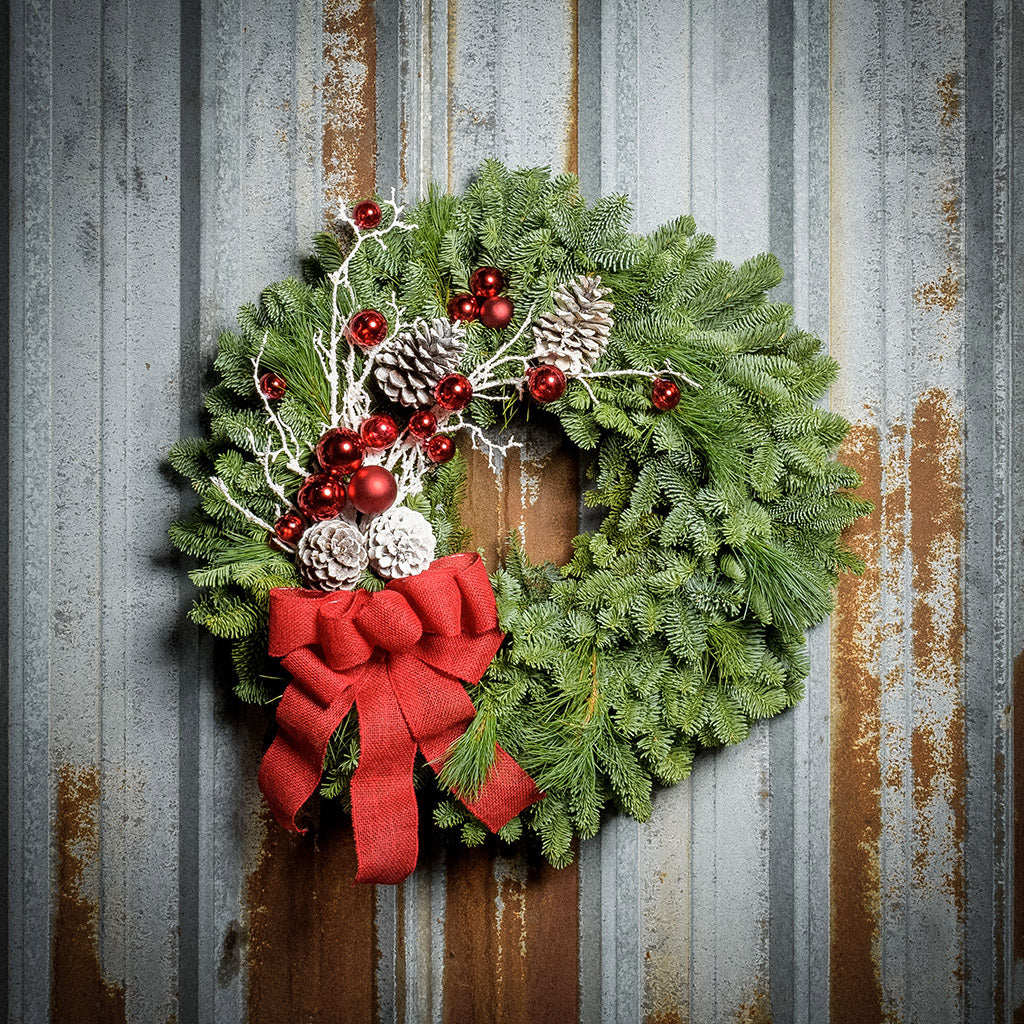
[531,274,614,374]
[296,518,368,591]
[366,506,436,580]
[374,318,467,408]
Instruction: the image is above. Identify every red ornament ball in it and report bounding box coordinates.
[360,414,399,450]
[273,512,306,545]
[479,295,514,330]
[351,200,382,230]
[526,364,567,404]
[652,377,681,411]
[425,434,456,464]
[434,373,473,411]
[297,473,347,521]
[447,293,478,322]
[316,428,364,475]
[347,465,398,514]
[469,265,505,299]
[407,409,438,440]
[347,309,389,348]
[259,372,287,400]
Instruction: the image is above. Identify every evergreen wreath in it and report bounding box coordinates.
[170,161,871,869]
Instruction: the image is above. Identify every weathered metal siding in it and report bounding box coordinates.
[6,2,1021,1023]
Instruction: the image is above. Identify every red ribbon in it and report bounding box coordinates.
[258,552,543,884]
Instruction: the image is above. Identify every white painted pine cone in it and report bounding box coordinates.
[366,506,437,580]
[296,518,368,591]
[374,318,467,407]
[531,274,614,374]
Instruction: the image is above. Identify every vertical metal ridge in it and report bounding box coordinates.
[8,0,56,1019]
[964,1,1019,1021]
[177,0,203,1015]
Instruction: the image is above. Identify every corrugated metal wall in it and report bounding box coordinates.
[5,1,1022,1021]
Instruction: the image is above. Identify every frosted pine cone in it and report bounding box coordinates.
[296,518,368,591]
[531,274,614,374]
[366,506,436,580]
[374,318,467,408]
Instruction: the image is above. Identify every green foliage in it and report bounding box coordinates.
[170,161,871,869]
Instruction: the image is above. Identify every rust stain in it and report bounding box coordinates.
[322,0,376,215]
[913,264,961,314]
[940,195,959,229]
[646,1013,683,1024]
[937,71,961,129]
[52,764,127,1024]
[830,422,884,1024]
[245,804,377,1023]
[1014,651,1024,1024]
[908,389,966,915]
[461,436,579,570]
[565,0,579,176]
[446,425,579,1022]
[733,984,772,1024]
[443,849,578,1024]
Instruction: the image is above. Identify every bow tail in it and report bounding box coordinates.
[350,662,420,884]
[258,648,356,833]
[391,655,544,834]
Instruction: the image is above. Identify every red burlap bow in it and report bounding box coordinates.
[258,552,543,884]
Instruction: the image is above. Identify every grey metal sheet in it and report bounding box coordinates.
[6,1,1021,1021]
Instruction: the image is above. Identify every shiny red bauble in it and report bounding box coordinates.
[347,465,398,514]
[526,364,567,404]
[651,377,681,411]
[351,200,382,229]
[447,293,478,322]
[346,309,389,348]
[469,265,505,299]
[479,295,514,330]
[360,414,399,450]
[316,428,365,475]
[297,473,347,520]
[273,512,306,544]
[425,434,456,464]
[434,373,473,411]
[259,372,287,400]
[407,409,438,440]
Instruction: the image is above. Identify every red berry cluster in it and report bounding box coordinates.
[447,266,514,330]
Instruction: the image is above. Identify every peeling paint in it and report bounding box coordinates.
[322,0,377,214]
[52,765,127,1024]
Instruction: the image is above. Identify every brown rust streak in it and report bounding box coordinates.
[52,764,127,1024]
[830,422,884,1024]
[444,849,579,1024]
[937,71,961,129]
[908,389,966,901]
[565,0,579,176]
[246,804,377,1023]
[447,429,580,1022]
[322,0,377,215]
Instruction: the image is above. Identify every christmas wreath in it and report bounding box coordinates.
[170,161,871,883]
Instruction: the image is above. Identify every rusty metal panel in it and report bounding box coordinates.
[7,1,1021,1022]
